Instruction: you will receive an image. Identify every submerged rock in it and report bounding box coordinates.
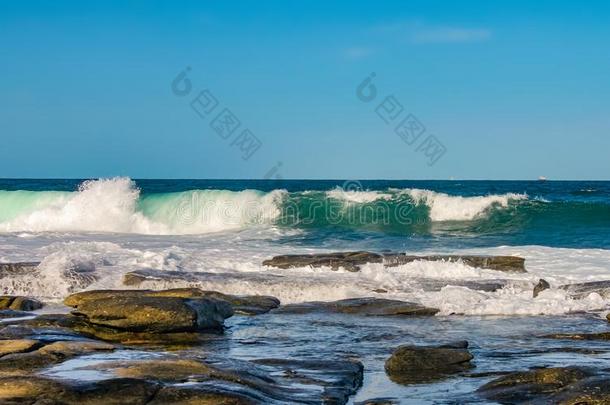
[64,289,234,334]
[476,366,602,404]
[543,332,610,341]
[263,252,526,273]
[0,296,43,311]
[533,279,551,298]
[37,355,363,404]
[0,339,114,376]
[384,341,474,384]
[560,280,610,299]
[274,297,439,316]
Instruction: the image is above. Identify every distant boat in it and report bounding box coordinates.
[538,176,547,182]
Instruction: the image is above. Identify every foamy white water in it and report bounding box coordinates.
[1,228,609,317]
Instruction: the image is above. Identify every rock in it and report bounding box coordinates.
[543,332,610,341]
[0,262,39,278]
[0,309,36,319]
[384,341,474,384]
[55,356,363,404]
[263,252,526,273]
[560,280,610,299]
[0,339,40,356]
[263,251,384,272]
[549,375,610,404]
[355,399,398,405]
[0,376,69,402]
[4,313,213,345]
[150,386,257,405]
[533,279,551,298]
[274,297,439,316]
[0,340,114,375]
[0,296,43,311]
[67,286,279,316]
[0,376,159,404]
[476,366,596,403]
[70,295,233,333]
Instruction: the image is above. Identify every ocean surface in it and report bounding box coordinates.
[1,177,610,403]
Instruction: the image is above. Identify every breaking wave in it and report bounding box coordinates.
[0,177,608,236]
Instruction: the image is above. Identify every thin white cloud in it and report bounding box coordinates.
[410,27,491,44]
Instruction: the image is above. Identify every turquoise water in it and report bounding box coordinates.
[0,178,609,249]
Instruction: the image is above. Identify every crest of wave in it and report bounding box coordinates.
[403,189,527,221]
[326,188,392,204]
[0,177,167,234]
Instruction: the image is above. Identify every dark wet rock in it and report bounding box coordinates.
[120,274,282,315]
[263,252,526,273]
[560,280,610,299]
[383,255,526,273]
[61,356,363,404]
[476,366,598,403]
[0,376,159,404]
[263,251,383,272]
[384,341,474,384]
[2,313,218,345]
[64,289,234,333]
[0,309,36,319]
[0,340,114,376]
[0,262,39,278]
[0,295,43,311]
[274,297,438,316]
[533,279,551,298]
[543,332,610,341]
[549,375,610,404]
[414,278,509,293]
[150,385,257,405]
[355,399,398,405]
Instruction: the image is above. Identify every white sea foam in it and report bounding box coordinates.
[0,178,285,235]
[402,189,527,221]
[326,188,392,204]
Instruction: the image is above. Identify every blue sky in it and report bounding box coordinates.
[1,0,609,179]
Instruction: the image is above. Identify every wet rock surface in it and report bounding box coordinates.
[384,341,474,384]
[476,366,610,404]
[65,289,234,333]
[0,339,114,376]
[533,279,551,297]
[119,277,282,315]
[274,297,439,316]
[263,251,526,273]
[560,280,610,299]
[0,296,43,311]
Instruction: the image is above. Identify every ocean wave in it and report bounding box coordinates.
[0,178,609,236]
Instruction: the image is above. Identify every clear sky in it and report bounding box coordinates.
[1,0,609,180]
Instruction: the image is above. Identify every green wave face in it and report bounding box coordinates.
[0,182,608,237]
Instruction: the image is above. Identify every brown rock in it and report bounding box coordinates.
[477,367,596,403]
[0,296,43,311]
[263,252,526,273]
[385,341,473,384]
[275,297,439,316]
[533,279,551,298]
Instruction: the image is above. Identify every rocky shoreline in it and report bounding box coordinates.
[0,253,609,403]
